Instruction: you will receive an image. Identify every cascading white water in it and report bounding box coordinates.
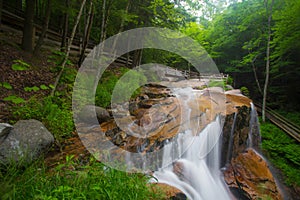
[152,88,231,200]
[226,112,237,165]
[248,102,261,148]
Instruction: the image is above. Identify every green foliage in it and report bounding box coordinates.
[24,86,40,92]
[276,111,300,127]
[3,95,26,104]
[1,82,13,90]
[95,67,147,108]
[12,96,74,141]
[260,121,300,186]
[208,79,232,91]
[0,157,165,200]
[47,51,72,68]
[240,86,250,97]
[40,84,50,90]
[226,75,234,86]
[11,60,30,71]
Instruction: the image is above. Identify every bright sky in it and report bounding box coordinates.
[171,0,243,19]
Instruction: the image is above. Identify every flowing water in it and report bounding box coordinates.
[152,88,232,200]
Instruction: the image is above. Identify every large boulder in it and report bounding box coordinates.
[0,123,13,143]
[0,119,54,165]
[77,105,111,124]
[224,148,283,200]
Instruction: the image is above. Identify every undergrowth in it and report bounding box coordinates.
[96,67,147,108]
[0,156,165,200]
[11,96,74,142]
[260,121,300,186]
[276,110,300,127]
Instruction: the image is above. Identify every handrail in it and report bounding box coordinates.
[254,103,300,142]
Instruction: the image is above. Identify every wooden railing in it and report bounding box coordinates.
[255,103,300,142]
[1,9,132,66]
[164,67,228,80]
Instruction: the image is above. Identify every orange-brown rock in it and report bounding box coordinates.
[224,148,283,200]
[151,183,186,199]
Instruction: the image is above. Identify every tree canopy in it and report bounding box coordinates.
[1,0,300,110]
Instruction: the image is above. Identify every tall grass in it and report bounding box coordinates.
[0,156,165,200]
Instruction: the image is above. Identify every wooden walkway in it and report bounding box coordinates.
[255,103,300,142]
[164,67,228,80]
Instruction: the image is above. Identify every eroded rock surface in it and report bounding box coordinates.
[224,148,283,200]
[76,81,282,199]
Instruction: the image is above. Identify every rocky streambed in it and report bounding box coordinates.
[74,79,283,200]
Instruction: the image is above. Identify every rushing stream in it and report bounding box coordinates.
[151,87,232,200]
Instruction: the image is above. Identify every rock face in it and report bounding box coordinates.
[77,81,283,199]
[152,183,187,200]
[0,119,54,165]
[224,148,283,200]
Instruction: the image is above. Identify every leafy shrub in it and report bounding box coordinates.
[226,75,234,86]
[260,121,300,186]
[276,110,300,127]
[12,96,74,141]
[240,86,250,97]
[207,79,232,91]
[95,67,147,108]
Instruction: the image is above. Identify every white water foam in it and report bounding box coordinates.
[151,88,231,200]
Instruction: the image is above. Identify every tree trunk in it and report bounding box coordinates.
[33,0,52,55]
[250,53,263,95]
[131,49,142,68]
[0,0,3,28]
[262,0,274,122]
[100,0,106,43]
[22,0,36,52]
[111,0,131,56]
[51,0,87,96]
[61,0,70,52]
[78,0,94,67]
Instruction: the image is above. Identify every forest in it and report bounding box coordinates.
[0,0,300,199]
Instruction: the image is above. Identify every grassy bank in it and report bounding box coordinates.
[0,156,165,200]
[260,121,300,187]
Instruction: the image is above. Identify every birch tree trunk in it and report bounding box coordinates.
[51,0,87,96]
[262,0,275,122]
[100,0,107,43]
[250,53,263,95]
[78,0,94,66]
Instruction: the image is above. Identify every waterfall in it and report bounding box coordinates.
[225,112,237,165]
[248,102,261,148]
[151,87,231,200]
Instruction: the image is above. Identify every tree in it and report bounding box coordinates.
[0,0,3,28]
[51,0,87,96]
[22,0,36,52]
[262,0,275,122]
[34,0,52,55]
[78,0,94,66]
[61,0,70,52]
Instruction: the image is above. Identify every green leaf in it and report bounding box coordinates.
[40,84,49,90]
[2,82,13,90]
[49,84,55,89]
[24,86,40,92]
[3,95,26,104]
[11,60,30,71]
